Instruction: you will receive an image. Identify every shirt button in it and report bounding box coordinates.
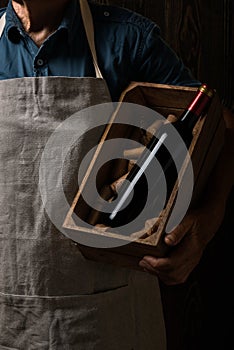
[104,11,110,17]
[36,58,45,66]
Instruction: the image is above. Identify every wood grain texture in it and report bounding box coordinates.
[1,0,232,109]
[164,0,201,79]
[91,3,234,349]
[94,0,234,110]
[0,1,233,349]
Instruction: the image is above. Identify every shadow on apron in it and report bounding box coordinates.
[0,1,166,349]
[0,270,165,350]
[0,284,132,350]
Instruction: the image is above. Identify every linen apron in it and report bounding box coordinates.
[0,1,166,349]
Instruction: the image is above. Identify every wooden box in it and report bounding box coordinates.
[63,83,225,270]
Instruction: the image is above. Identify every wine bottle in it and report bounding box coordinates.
[107,84,214,228]
[172,84,214,147]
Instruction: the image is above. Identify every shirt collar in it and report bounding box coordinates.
[5,1,25,42]
[5,0,80,44]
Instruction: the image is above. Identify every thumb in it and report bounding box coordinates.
[164,215,193,246]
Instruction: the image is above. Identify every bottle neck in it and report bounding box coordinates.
[178,109,197,134]
[181,88,213,122]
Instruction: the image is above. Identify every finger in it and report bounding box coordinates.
[141,256,171,271]
[143,253,190,285]
[139,259,158,274]
[164,216,193,246]
[140,258,187,285]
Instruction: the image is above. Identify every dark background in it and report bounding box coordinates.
[94,0,234,112]
[0,1,233,349]
[0,0,233,110]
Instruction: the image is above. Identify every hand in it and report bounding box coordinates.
[139,203,225,285]
[139,107,233,285]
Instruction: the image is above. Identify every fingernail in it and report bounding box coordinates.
[165,235,176,245]
[139,260,153,271]
[139,260,148,269]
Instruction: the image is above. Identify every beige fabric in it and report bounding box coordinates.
[80,0,103,79]
[0,12,6,38]
[0,2,166,349]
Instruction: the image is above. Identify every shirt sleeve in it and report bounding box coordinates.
[136,24,200,87]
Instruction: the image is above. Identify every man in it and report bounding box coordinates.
[0,0,233,349]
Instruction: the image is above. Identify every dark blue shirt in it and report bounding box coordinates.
[0,0,199,101]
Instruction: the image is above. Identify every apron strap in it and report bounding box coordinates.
[79,0,103,79]
[0,4,103,80]
[0,12,6,38]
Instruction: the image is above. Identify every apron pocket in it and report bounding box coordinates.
[0,284,135,350]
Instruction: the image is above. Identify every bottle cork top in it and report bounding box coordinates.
[199,84,214,98]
